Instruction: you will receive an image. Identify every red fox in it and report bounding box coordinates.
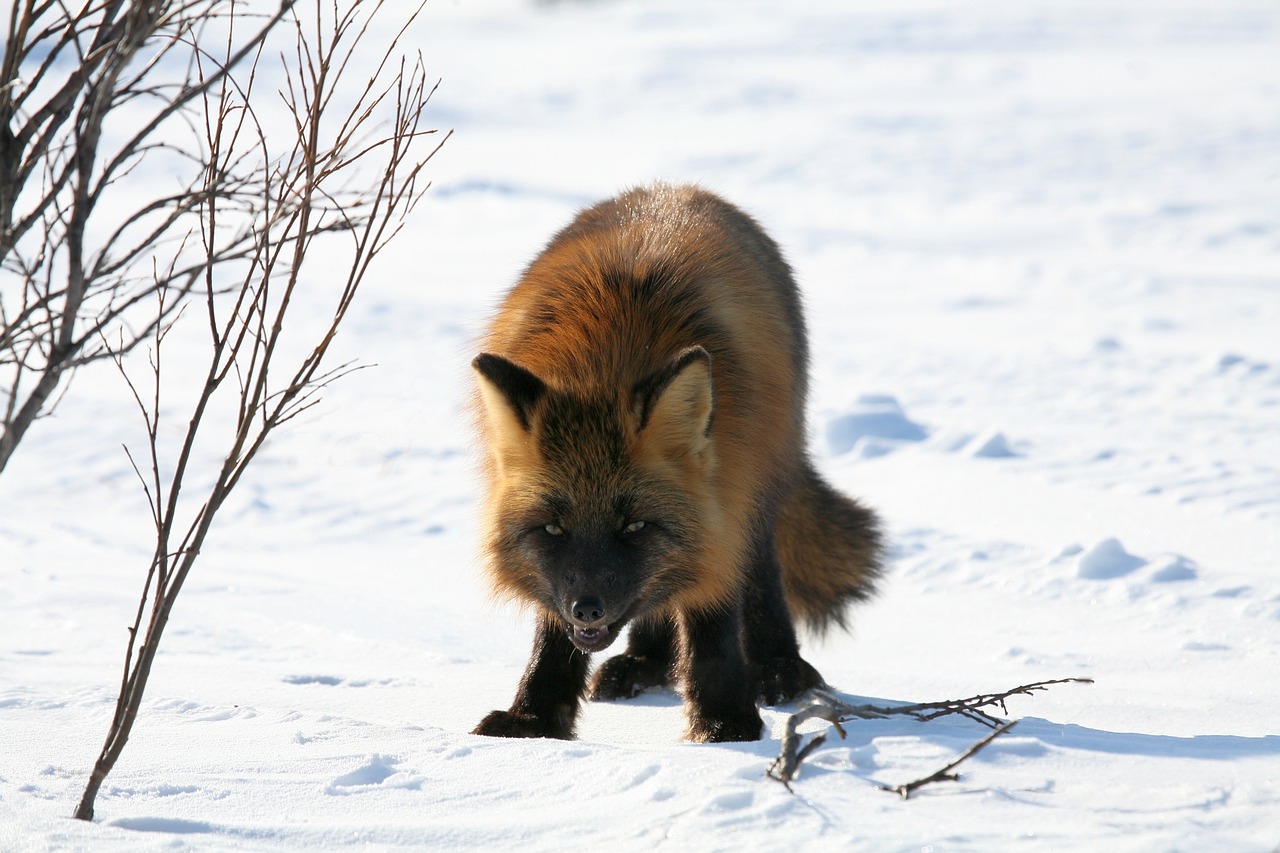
[471,183,883,743]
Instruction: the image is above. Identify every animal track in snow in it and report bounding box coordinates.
[108,817,215,834]
[283,674,395,688]
[283,674,344,686]
[325,754,423,795]
[627,764,661,788]
[704,789,754,812]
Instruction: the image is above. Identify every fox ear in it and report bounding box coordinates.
[473,354,546,476]
[634,346,714,459]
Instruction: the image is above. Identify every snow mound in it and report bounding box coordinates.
[1076,538,1147,579]
[1149,555,1198,583]
[963,430,1019,459]
[921,427,1020,458]
[825,395,927,456]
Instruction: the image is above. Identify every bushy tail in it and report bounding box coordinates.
[775,463,884,634]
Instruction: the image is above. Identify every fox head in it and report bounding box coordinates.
[473,346,734,653]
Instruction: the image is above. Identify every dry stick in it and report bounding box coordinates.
[880,720,1018,800]
[769,698,852,792]
[767,678,1093,790]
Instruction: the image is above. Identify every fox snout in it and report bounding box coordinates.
[570,596,607,627]
[563,594,623,653]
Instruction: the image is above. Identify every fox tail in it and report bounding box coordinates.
[775,463,884,634]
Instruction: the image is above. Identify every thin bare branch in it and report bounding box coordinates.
[767,678,1093,790]
[880,721,1018,800]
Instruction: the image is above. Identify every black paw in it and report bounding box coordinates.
[588,653,672,701]
[685,708,765,743]
[757,656,827,705]
[472,709,572,739]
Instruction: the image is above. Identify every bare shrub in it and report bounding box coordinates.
[65,0,444,820]
[0,1,305,472]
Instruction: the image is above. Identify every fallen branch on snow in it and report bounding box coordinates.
[879,720,1017,799]
[766,677,1092,792]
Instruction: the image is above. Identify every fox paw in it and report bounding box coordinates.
[472,709,572,740]
[757,657,827,705]
[589,653,672,701]
[685,709,764,743]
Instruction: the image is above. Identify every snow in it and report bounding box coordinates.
[3,0,1279,850]
[1075,537,1147,580]
[826,394,929,457]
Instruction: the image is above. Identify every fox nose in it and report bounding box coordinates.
[570,596,607,626]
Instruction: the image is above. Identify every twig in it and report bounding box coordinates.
[879,720,1017,799]
[767,677,1092,790]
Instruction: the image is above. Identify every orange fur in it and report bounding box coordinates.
[476,183,811,613]
[470,183,883,742]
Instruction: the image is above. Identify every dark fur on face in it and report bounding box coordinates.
[479,356,714,652]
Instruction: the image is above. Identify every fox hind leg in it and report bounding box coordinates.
[591,607,766,742]
[589,614,676,700]
[743,528,827,705]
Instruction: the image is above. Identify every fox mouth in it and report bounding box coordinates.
[569,623,620,653]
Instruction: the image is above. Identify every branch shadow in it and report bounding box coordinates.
[1016,718,1280,760]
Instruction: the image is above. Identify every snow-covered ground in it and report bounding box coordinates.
[3,0,1279,849]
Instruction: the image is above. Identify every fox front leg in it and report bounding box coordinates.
[678,605,764,743]
[473,612,590,739]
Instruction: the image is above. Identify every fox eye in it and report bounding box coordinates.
[622,520,647,535]
[543,523,564,536]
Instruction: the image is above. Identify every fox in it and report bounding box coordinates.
[470,183,883,743]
